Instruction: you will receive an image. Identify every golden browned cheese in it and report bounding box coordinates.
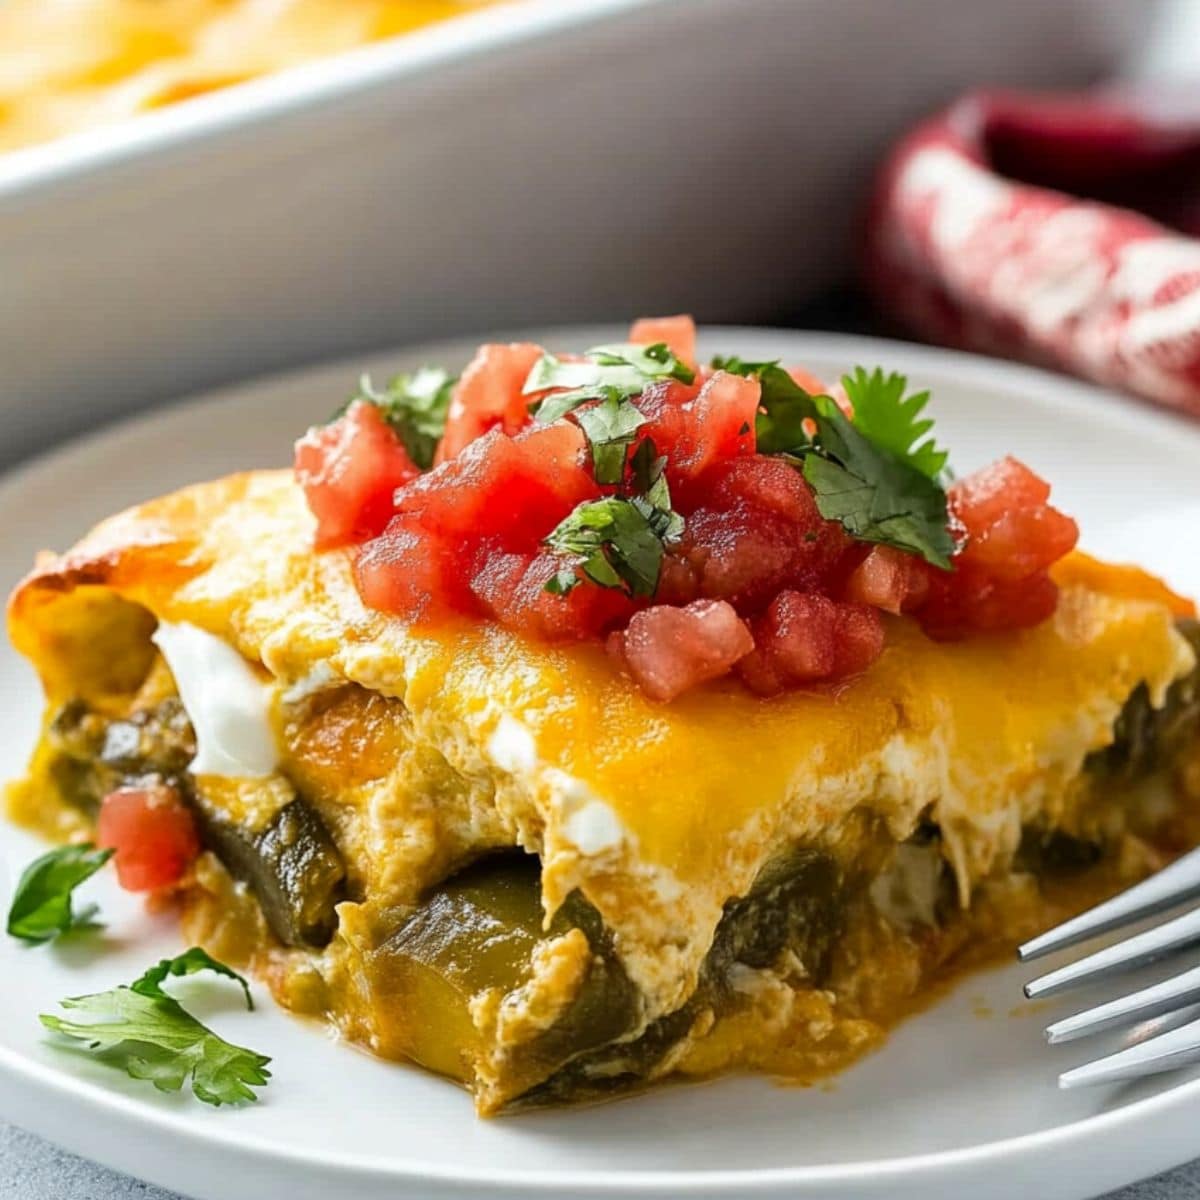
[6,468,1199,1110]
[0,0,500,152]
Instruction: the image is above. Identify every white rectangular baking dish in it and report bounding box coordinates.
[2,0,1151,466]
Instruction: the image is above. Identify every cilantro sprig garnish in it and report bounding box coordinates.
[527,341,690,484]
[840,367,948,480]
[714,358,956,569]
[41,948,271,1107]
[347,366,456,470]
[544,440,683,597]
[7,844,113,944]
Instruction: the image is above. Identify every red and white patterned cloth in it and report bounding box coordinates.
[864,87,1200,416]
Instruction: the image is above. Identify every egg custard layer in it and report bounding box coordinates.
[8,469,1200,1112]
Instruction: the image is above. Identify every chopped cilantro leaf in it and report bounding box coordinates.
[587,341,696,384]
[629,438,674,514]
[573,392,648,484]
[525,340,695,413]
[40,948,270,1107]
[528,343,689,486]
[543,442,683,597]
[714,357,956,569]
[544,567,581,596]
[6,844,113,944]
[840,367,948,480]
[349,366,455,470]
[544,496,673,597]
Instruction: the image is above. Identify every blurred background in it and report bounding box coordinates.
[1,0,1198,467]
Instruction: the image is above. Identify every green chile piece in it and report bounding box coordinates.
[373,854,638,1096]
[706,848,843,979]
[521,846,845,1108]
[47,698,196,813]
[46,698,345,949]
[1089,618,1200,779]
[194,798,345,949]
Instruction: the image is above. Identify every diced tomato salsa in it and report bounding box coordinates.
[294,401,421,549]
[295,315,1079,701]
[97,785,201,892]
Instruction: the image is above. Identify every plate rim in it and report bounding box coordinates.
[3,326,1200,1197]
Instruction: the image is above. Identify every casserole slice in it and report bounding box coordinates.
[9,320,1200,1113]
[8,467,1200,1112]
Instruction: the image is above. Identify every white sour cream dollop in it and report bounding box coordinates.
[152,620,279,777]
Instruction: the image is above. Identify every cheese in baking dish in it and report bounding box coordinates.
[7,467,1200,1112]
[0,0,499,153]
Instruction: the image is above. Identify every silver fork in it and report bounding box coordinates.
[1020,845,1200,1088]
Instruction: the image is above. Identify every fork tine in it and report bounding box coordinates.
[1024,905,1200,998]
[1059,1014,1200,1089]
[1046,964,1200,1043]
[1019,845,1200,962]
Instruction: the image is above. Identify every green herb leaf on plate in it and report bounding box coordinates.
[6,843,113,944]
[131,947,255,1009]
[40,948,270,1107]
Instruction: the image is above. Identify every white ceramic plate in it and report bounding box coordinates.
[2,329,1200,1200]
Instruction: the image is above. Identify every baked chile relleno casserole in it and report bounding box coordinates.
[8,316,1200,1114]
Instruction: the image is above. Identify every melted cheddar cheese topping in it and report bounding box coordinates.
[0,0,500,153]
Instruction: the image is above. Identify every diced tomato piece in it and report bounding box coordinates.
[675,457,851,612]
[732,642,787,697]
[354,517,475,619]
[952,456,1050,536]
[97,785,200,893]
[914,456,1076,639]
[358,423,598,624]
[435,343,545,464]
[682,506,803,611]
[844,545,928,614]
[957,505,1080,582]
[656,551,700,606]
[616,599,754,701]
[918,564,1060,640]
[787,366,827,395]
[976,571,1060,633]
[628,314,698,374]
[474,551,638,641]
[737,592,884,695]
[834,601,888,675]
[760,592,838,680]
[468,549,530,618]
[669,371,760,483]
[635,377,701,461]
[702,455,821,525]
[294,401,420,549]
[399,424,595,546]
